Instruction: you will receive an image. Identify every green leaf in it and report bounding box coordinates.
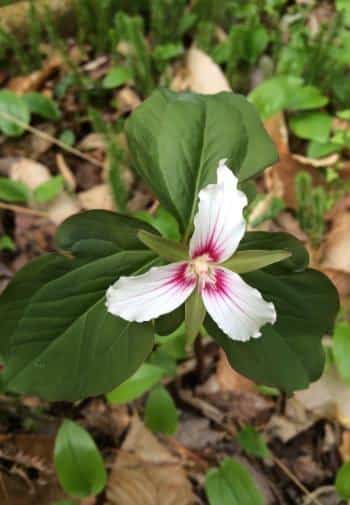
[54,419,107,498]
[0,177,28,203]
[223,249,291,273]
[0,90,30,136]
[154,305,185,336]
[0,211,157,400]
[207,268,339,393]
[102,67,133,88]
[238,231,309,272]
[336,461,350,499]
[134,207,181,241]
[59,129,76,147]
[55,210,155,256]
[33,175,64,204]
[185,289,206,347]
[126,89,277,231]
[333,322,350,386]
[155,325,187,359]
[289,112,332,143]
[337,109,350,120]
[23,92,61,120]
[307,140,341,159]
[204,458,264,505]
[236,426,270,459]
[286,86,328,111]
[153,43,184,62]
[145,384,178,435]
[149,347,177,376]
[249,76,302,119]
[106,363,164,404]
[138,230,188,262]
[249,77,328,119]
[0,235,15,252]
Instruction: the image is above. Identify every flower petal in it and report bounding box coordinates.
[201,266,276,342]
[106,262,196,323]
[189,159,248,263]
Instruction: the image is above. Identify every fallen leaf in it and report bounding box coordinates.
[7,54,62,94]
[10,158,80,224]
[264,112,289,157]
[176,416,223,451]
[321,212,350,274]
[266,398,316,443]
[115,87,141,112]
[265,154,323,209]
[292,153,339,168]
[78,133,106,152]
[295,365,350,428]
[216,349,255,393]
[106,416,196,505]
[78,184,115,211]
[186,46,231,94]
[340,431,350,462]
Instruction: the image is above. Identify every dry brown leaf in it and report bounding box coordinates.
[10,158,51,189]
[115,87,141,112]
[321,212,350,273]
[186,46,231,94]
[216,349,255,393]
[176,416,223,451]
[265,154,324,209]
[106,416,196,505]
[47,193,81,225]
[295,365,350,428]
[9,158,81,224]
[7,54,62,94]
[267,398,317,443]
[264,112,289,157]
[292,153,339,168]
[340,431,350,462]
[78,133,106,152]
[78,184,115,211]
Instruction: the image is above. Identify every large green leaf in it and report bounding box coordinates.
[0,211,157,401]
[207,268,339,393]
[126,89,277,231]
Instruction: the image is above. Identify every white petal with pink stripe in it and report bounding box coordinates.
[106,159,277,342]
[106,262,196,323]
[189,159,248,262]
[200,267,276,342]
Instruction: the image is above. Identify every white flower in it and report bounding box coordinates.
[106,160,276,342]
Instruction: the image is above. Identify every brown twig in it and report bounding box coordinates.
[273,456,324,505]
[0,110,104,169]
[0,471,9,505]
[0,202,48,217]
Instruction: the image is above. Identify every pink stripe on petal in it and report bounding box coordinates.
[189,160,248,264]
[201,267,276,342]
[106,261,196,323]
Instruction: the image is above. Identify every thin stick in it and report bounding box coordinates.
[0,472,9,505]
[273,456,324,505]
[0,111,104,169]
[0,202,49,217]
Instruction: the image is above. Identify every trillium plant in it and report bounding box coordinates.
[0,90,339,401]
[106,160,277,343]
